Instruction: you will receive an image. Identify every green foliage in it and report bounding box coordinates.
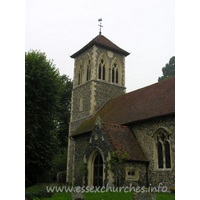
[25,189,53,200]
[25,50,66,186]
[108,150,129,187]
[25,184,175,200]
[52,147,68,172]
[57,75,73,148]
[78,161,88,176]
[158,56,175,82]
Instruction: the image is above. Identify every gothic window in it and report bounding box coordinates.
[78,72,81,85]
[112,68,114,83]
[112,63,118,84]
[116,69,118,84]
[77,64,82,85]
[103,66,105,80]
[99,64,101,79]
[98,59,105,81]
[87,60,91,81]
[155,129,171,170]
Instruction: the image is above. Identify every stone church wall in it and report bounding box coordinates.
[73,133,91,186]
[71,82,92,123]
[94,81,125,112]
[124,162,147,187]
[130,115,175,188]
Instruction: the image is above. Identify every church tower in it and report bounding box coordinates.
[66,33,130,184]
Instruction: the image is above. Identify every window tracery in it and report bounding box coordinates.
[98,59,105,80]
[111,63,119,84]
[154,129,171,170]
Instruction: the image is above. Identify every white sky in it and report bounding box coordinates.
[25,0,175,93]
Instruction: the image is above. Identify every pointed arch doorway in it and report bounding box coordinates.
[93,152,103,187]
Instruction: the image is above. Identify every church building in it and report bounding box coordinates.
[66,33,175,189]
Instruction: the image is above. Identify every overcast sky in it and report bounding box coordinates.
[25,0,175,93]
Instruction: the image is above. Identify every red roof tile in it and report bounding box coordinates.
[103,123,147,162]
[72,77,175,136]
[70,34,130,58]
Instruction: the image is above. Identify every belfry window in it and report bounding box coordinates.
[112,63,118,84]
[112,68,114,83]
[87,60,91,81]
[78,65,82,85]
[116,69,118,84]
[155,129,171,169]
[98,59,105,80]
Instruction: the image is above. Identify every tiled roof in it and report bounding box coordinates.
[70,34,130,58]
[72,77,175,136]
[103,123,147,162]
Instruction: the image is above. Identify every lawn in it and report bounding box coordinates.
[26,185,175,200]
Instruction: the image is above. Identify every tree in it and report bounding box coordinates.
[158,56,175,82]
[25,50,64,186]
[57,75,73,149]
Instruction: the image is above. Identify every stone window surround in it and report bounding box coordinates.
[153,127,173,171]
[111,57,122,85]
[84,54,91,82]
[75,52,124,87]
[87,148,106,187]
[125,167,139,181]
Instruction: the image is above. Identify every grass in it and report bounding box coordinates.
[26,185,175,200]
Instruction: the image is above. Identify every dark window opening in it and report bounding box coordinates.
[93,153,103,187]
[165,141,171,168]
[99,65,101,79]
[158,142,163,168]
[116,69,118,84]
[103,65,105,80]
[112,68,114,83]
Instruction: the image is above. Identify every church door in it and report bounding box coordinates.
[93,153,103,187]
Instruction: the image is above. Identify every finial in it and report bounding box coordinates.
[98,18,103,35]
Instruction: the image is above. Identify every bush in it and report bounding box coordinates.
[25,189,54,200]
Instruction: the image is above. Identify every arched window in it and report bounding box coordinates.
[154,129,171,169]
[93,152,103,187]
[99,64,101,79]
[77,64,83,86]
[103,66,105,80]
[76,61,83,86]
[112,68,115,83]
[112,63,118,84]
[87,60,91,81]
[98,59,105,81]
[116,69,118,84]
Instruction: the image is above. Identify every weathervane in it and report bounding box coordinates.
[98,18,103,35]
